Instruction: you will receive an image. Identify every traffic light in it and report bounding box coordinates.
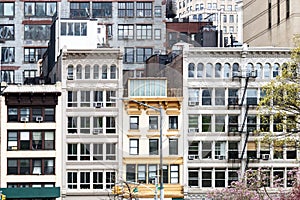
[1,194,6,200]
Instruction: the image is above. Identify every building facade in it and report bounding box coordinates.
[176,0,240,46]
[182,45,294,198]
[243,0,300,47]
[0,83,62,199]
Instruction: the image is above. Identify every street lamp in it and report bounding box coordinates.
[111,97,164,200]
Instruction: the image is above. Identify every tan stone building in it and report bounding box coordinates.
[243,0,300,47]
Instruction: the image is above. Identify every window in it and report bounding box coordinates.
[118,2,134,17]
[93,117,103,134]
[215,115,225,132]
[129,139,139,155]
[188,141,199,157]
[229,26,234,33]
[76,64,82,79]
[188,89,199,104]
[110,65,117,79]
[102,65,107,79]
[202,142,212,159]
[264,63,271,78]
[24,47,46,63]
[202,89,212,105]
[229,115,239,132]
[227,5,232,11]
[148,165,157,183]
[80,144,90,160]
[149,139,158,155]
[202,115,211,132]
[118,24,134,40]
[273,63,280,77]
[154,29,161,40]
[188,170,199,186]
[1,47,15,63]
[223,15,227,23]
[60,22,87,36]
[246,89,257,105]
[169,116,178,130]
[106,172,115,189]
[80,172,90,189]
[130,116,139,130]
[188,115,198,131]
[106,117,116,134]
[126,164,136,182]
[215,63,222,78]
[0,25,14,40]
[68,172,78,189]
[93,143,103,160]
[247,115,257,133]
[24,25,50,40]
[8,158,55,175]
[136,25,152,40]
[93,64,99,79]
[197,63,204,78]
[229,15,234,23]
[24,2,56,17]
[136,2,152,17]
[228,142,239,159]
[228,88,239,105]
[169,138,178,155]
[124,47,134,63]
[67,91,77,107]
[80,117,90,134]
[106,143,116,160]
[136,48,152,63]
[92,2,112,18]
[202,170,212,187]
[7,107,55,122]
[154,6,161,17]
[68,144,78,160]
[228,170,238,186]
[247,142,257,159]
[206,63,213,77]
[149,116,158,130]
[80,91,90,107]
[70,2,90,18]
[68,117,77,134]
[1,70,14,83]
[215,142,226,159]
[188,63,195,78]
[0,2,14,17]
[260,116,270,132]
[138,165,146,183]
[215,170,225,187]
[215,88,225,105]
[170,165,179,183]
[85,65,90,79]
[106,90,116,107]
[93,172,103,189]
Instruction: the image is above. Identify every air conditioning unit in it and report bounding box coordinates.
[93,129,103,134]
[67,75,74,80]
[232,71,242,78]
[94,102,103,108]
[188,155,198,160]
[36,116,43,122]
[20,117,29,122]
[216,155,226,160]
[188,128,199,133]
[188,101,197,106]
[262,154,270,160]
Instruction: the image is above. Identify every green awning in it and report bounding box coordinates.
[0,187,60,198]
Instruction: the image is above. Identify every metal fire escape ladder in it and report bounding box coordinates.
[239,76,250,106]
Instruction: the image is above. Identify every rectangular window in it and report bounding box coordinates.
[93,143,103,160]
[148,164,157,184]
[93,117,103,134]
[0,2,14,17]
[1,70,14,83]
[247,89,257,105]
[215,88,225,105]
[93,172,103,189]
[215,170,225,187]
[24,2,56,17]
[80,172,90,189]
[136,2,152,17]
[118,2,134,17]
[169,138,178,155]
[1,47,15,63]
[228,142,239,159]
[126,164,136,182]
[94,91,103,107]
[136,48,152,63]
[188,115,198,132]
[202,170,212,187]
[149,139,159,155]
[215,142,226,159]
[136,25,152,40]
[202,142,212,159]
[247,115,257,133]
[129,139,139,155]
[92,2,112,18]
[138,164,146,183]
[8,158,54,175]
[149,116,158,130]
[106,90,116,107]
[202,89,212,105]
[68,144,78,160]
[118,24,134,40]
[130,116,139,130]
[170,165,179,183]
[215,115,225,132]
[0,25,14,40]
[228,88,239,105]
[188,170,199,186]
[106,172,115,189]
[229,15,234,23]
[80,117,90,134]
[70,2,90,18]
[188,141,199,157]
[24,25,51,40]
[154,29,161,40]
[68,117,77,134]
[124,47,134,63]
[154,6,161,17]
[106,143,116,160]
[60,22,87,36]
[68,172,78,189]
[228,170,238,186]
[202,115,211,132]
[80,143,90,160]
[228,115,239,132]
[169,116,178,129]
[106,117,116,134]
[80,91,90,107]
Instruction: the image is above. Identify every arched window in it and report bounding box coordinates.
[273,63,280,78]
[215,63,222,78]
[255,63,262,79]
[264,63,271,78]
[206,63,213,77]
[76,64,82,79]
[232,63,239,77]
[93,64,99,79]
[188,63,195,78]
[102,64,108,79]
[110,64,117,79]
[246,63,254,76]
[223,63,230,78]
[85,64,91,79]
[197,63,203,78]
[67,65,74,80]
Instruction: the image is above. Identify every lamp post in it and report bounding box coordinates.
[111,97,164,200]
